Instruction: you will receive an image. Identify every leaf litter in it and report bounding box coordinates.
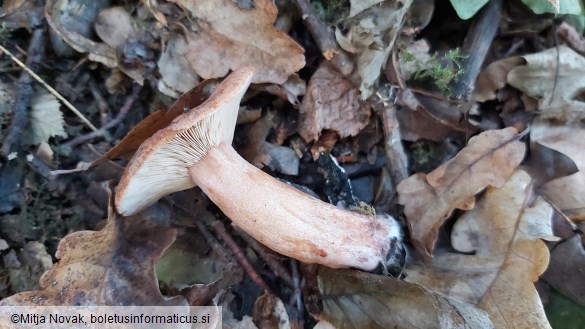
[2,0,585,327]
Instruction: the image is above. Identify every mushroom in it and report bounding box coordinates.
[115,67,403,272]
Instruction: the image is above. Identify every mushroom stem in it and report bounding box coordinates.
[189,143,401,271]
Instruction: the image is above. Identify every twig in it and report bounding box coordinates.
[61,84,142,148]
[1,28,45,155]
[233,227,295,288]
[290,260,304,319]
[0,42,98,133]
[375,87,409,186]
[292,0,339,60]
[211,221,274,294]
[451,0,502,99]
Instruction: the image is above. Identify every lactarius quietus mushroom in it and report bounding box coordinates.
[115,67,404,272]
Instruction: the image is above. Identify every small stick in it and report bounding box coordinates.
[1,28,45,155]
[292,0,339,60]
[375,87,409,186]
[211,221,273,294]
[234,227,295,288]
[290,260,304,318]
[61,84,142,148]
[0,43,98,132]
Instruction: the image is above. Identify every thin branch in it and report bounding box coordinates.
[1,28,45,155]
[61,84,142,148]
[211,221,273,294]
[0,43,98,133]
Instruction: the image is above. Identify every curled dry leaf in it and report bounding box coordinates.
[157,36,200,98]
[45,0,116,67]
[405,170,558,329]
[299,62,371,142]
[0,187,185,306]
[397,127,525,257]
[170,0,305,84]
[476,46,585,122]
[531,121,585,220]
[318,268,494,329]
[335,0,412,98]
[240,111,300,176]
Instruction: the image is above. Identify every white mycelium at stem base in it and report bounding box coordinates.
[115,67,402,271]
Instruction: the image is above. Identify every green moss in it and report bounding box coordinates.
[311,0,349,24]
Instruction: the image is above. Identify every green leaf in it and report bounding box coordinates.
[521,0,583,15]
[449,0,489,20]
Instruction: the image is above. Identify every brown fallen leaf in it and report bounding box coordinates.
[240,111,300,176]
[530,120,585,220]
[157,36,200,98]
[0,186,185,306]
[170,0,305,84]
[476,46,585,122]
[318,267,494,329]
[53,79,216,174]
[335,0,412,99]
[397,127,526,257]
[405,170,558,329]
[299,62,371,143]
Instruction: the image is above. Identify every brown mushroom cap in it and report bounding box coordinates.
[115,67,255,215]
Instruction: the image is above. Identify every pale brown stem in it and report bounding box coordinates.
[189,143,401,271]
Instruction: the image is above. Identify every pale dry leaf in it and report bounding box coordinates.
[474,56,525,102]
[94,7,137,49]
[299,62,371,142]
[531,120,585,220]
[24,92,67,145]
[319,268,493,329]
[157,36,200,98]
[397,127,525,257]
[0,192,186,306]
[405,170,557,329]
[7,242,53,294]
[349,0,385,17]
[335,0,412,99]
[45,0,117,67]
[171,0,304,84]
[241,111,299,175]
[507,46,585,122]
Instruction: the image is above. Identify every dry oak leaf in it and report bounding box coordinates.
[0,193,186,306]
[531,121,585,220]
[397,127,525,257]
[318,267,493,329]
[299,62,371,142]
[405,170,558,329]
[170,0,305,84]
[476,46,585,122]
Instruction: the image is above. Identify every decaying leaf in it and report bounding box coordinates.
[476,46,585,122]
[45,0,116,67]
[335,0,412,98]
[299,62,371,142]
[253,293,291,329]
[5,242,53,295]
[405,170,558,329]
[171,0,305,84]
[318,268,493,329]
[53,79,216,174]
[240,111,300,176]
[531,121,585,220]
[24,92,67,145]
[397,127,525,257]
[0,187,185,306]
[45,0,150,84]
[157,36,200,98]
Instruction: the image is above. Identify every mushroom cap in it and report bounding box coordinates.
[115,67,255,216]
